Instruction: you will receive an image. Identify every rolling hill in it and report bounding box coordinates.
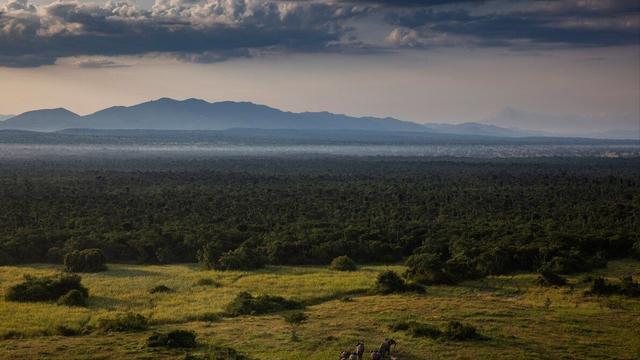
[1,98,540,137]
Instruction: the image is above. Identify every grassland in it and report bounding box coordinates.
[0,260,638,359]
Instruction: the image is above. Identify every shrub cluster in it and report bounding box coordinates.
[442,321,481,341]
[329,256,358,271]
[64,249,107,273]
[374,271,425,295]
[147,330,197,348]
[195,278,221,287]
[536,267,567,287]
[542,250,607,274]
[282,311,308,340]
[404,253,459,285]
[149,285,173,294]
[5,274,88,303]
[405,245,610,286]
[200,244,265,271]
[588,276,640,297]
[57,289,87,307]
[54,325,82,336]
[389,321,441,339]
[97,313,148,332]
[225,292,303,317]
[282,311,307,325]
[390,320,481,341]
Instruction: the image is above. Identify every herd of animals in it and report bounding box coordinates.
[339,339,397,360]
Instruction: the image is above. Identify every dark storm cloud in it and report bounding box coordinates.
[0,0,638,67]
[384,0,640,48]
[339,0,482,6]
[0,0,367,67]
[76,59,129,68]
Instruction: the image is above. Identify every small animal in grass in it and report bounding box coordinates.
[356,340,365,359]
[370,350,382,360]
[378,338,397,357]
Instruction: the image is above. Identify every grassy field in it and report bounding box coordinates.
[0,260,638,359]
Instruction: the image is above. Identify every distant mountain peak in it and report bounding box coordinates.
[0,108,82,131]
[183,98,209,104]
[0,99,547,137]
[154,97,178,103]
[23,108,79,116]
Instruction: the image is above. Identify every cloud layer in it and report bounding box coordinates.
[384,1,640,49]
[0,0,367,66]
[0,0,638,67]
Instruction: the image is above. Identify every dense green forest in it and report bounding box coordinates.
[1,156,638,282]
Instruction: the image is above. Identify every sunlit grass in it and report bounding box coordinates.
[0,261,638,359]
[0,263,403,331]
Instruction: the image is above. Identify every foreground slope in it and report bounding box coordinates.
[0,260,638,359]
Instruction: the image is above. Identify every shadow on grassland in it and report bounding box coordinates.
[97,267,161,278]
[88,296,136,309]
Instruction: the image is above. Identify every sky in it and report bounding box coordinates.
[0,0,639,135]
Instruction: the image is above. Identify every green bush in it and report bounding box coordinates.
[409,322,442,339]
[375,271,407,294]
[57,289,87,307]
[282,311,307,325]
[282,311,307,340]
[146,332,169,347]
[389,320,445,339]
[54,325,82,336]
[198,242,222,270]
[588,276,640,297]
[64,249,107,273]
[542,250,607,275]
[195,278,221,287]
[388,320,411,332]
[536,267,567,287]
[589,277,618,295]
[46,247,65,264]
[166,330,197,347]
[375,270,425,294]
[620,276,640,297]
[442,321,480,341]
[444,254,477,282]
[97,313,148,332]
[149,285,173,294]
[5,274,88,302]
[147,330,197,348]
[215,245,265,271]
[329,256,357,271]
[225,292,303,317]
[405,253,454,284]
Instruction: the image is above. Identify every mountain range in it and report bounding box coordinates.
[0,98,541,137]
